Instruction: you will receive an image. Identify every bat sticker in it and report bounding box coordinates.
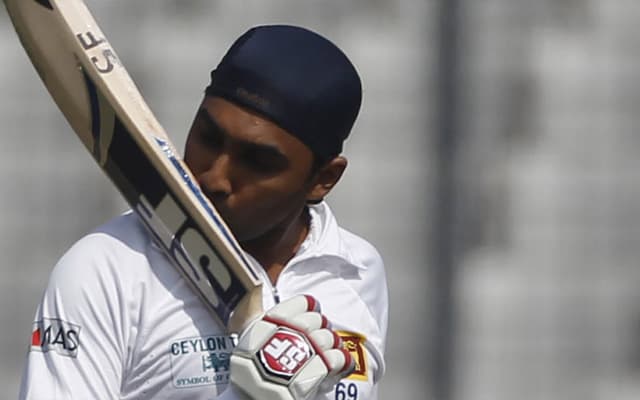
[76,32,118,74]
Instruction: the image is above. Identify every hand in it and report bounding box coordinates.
[230,295,354,400]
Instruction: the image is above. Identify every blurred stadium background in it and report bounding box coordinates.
[2,1,640,399]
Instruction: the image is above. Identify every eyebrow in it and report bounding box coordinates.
[196,108,289,161]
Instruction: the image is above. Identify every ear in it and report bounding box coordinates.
[306,156,348,203]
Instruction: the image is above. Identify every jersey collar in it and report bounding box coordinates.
[290,202,366,270]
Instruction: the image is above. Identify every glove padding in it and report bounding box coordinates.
[230,295,355,400]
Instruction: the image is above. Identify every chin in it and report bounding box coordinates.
[219,217,253,242]
[234,229,263,244]
[233,223,271,245]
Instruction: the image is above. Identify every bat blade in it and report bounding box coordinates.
[4,0,262,333]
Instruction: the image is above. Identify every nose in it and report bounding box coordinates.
[197,152,232,197]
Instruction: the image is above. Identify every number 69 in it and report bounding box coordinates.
[335,382,358,400]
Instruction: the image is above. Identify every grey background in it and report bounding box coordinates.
[1,1,640,400]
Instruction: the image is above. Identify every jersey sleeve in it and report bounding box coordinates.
[319,232,388,400]
[19,231,139,399]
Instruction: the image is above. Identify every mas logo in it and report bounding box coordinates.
[31,318,81,358]
[170,334,235,388]
[337,331,368,381]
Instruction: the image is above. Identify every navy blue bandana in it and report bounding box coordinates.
[205,25,362,159]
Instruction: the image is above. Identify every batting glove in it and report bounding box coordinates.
[229,295,355,400]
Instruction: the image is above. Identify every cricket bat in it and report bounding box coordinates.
[4,0,263,334]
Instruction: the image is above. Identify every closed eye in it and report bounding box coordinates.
[240,143,289,173]
[195,108,224,148]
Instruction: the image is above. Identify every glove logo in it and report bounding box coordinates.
[258,328,314,379]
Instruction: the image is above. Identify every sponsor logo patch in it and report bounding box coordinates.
[337,331,368,381]
[170,334,235,388]
[31,318,81,358]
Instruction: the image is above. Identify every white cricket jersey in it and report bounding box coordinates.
[19,202,388,400]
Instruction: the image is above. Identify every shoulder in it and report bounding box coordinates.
[62,212,149,262]
[48,212,152,298]
[88,211,151,253]
[309,202,385,275]
[337,226,384,272]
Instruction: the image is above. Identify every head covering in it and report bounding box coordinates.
[205,25,362,159]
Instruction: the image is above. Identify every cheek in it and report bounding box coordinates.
[231,175,310,221]
[230,158,313,203]
[232,176,308,210]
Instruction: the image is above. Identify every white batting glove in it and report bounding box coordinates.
[229,295,355,400]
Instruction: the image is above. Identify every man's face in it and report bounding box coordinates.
[184,96,316,242]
